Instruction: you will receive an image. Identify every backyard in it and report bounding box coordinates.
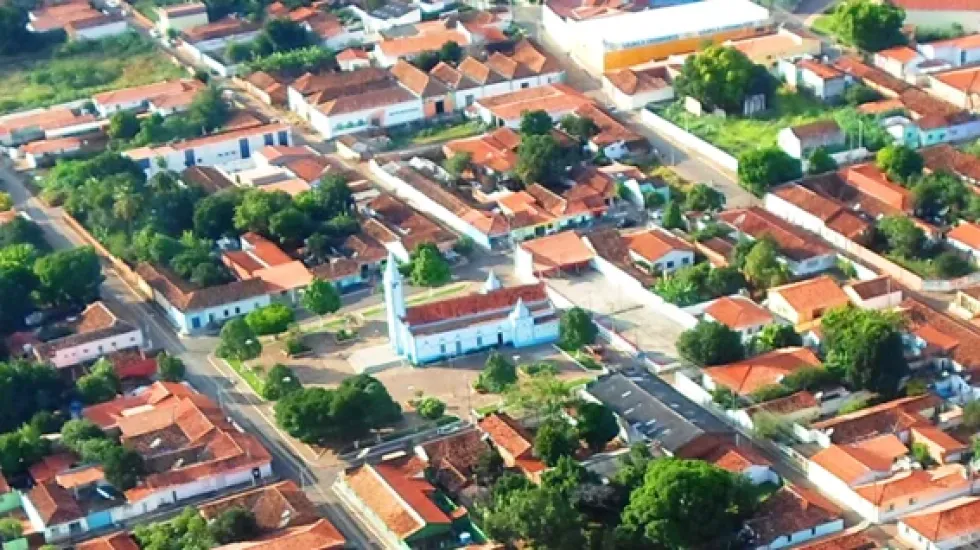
[655,87,888,157]
[0,34,185,114]
[388,119,486,149]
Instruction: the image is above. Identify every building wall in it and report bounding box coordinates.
[627,248,693,273]
[158,11,209,33]
[133,127,293,177]
[600,27,762,73]
[48,328,143,369]
[926,77,971,110]
[307,98,425,139]
[73,20,129,41]
[759,519,844,550]
[601,79,675,111]
[347,5,420,33]
[334,477,412,550]
[149,287,272,335]
[181,30,260,55]
[904,9,980,32]
[403,314,559,364]
[20,493,89,542]
[899,520,980,550]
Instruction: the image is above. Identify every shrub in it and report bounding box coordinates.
[261,364,302,401]
[245,304,295,336]
[838,397,872,415]
[416,396,446,420]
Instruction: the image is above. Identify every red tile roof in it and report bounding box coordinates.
[181,17,259,43]
[840,163,912,211]
[214,519,346,550]
[76,532,140,550]
[478,412,533,459]
[810,435,908,485]
[403,283,548,325]
[518,231,595,275]
[604,65,671,94]
[921,144,980,182]
[476,84,591,122]
[29,453,77,484]
[704,296,773,330]
[391,165,509,236]
[444,127,519,173]
[854,464,969,509]
[28,481,83,525]
[796,529,878,550]
[343,454,452,540]
[718,207,831,262]
[624,228,693,264]
[768,276,851,321]
[878,45,919,63]
[199,480,320,530]
[900,297,980,372]
[811,393,940,444]
[419,430,490,493]
[747,485,841,546]
[890,0,980,10]
[901,496,980,543]
[83,381,195,429]
[797,58,843,81]
[93,79,203,108]
[949,221,980,250]
[704,347,822,396]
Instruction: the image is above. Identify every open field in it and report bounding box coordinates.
[0,36,185,114]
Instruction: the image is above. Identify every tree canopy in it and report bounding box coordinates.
[876,144,923,184]
[403,243,451,287]
[558,307,597,351]
[245,303,294,336]
[158,353,186,382]
[475,352,518,393]
[821,306,909,395]
[261,363,302,400]
[274,374,401,443]
[576,402,619,452]
[216,318,262,361]
[737,147,802,196]
[302,278,342,316]
[533,417,579,466]
[675,45,772,112]
[830,0,906,52]
[520,110,554,136]
[740,237,789,289]
[618,458,757,549]
[677,321,745,366]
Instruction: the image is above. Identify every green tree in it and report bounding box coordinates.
[33,247,103,307]
[416,396,446,420]
[475,352,518,393]
[675,45,771,112]
[520,110,554,136]
[516,133,562,185]
[226,41,253,62]
[134,507,215,550]
[484,484,586,549]
[188,86,230,133]
[559,114,598,141]
[102,445,145,490]
[77,370,119,404]
[0,192,13,212]
[912,172,971,222]
[245,303,295,336]
[612,443,654,492]
[654,272,700,306]
[876,144,923,184]
[0,424,49,476]
[274,375,401,443]
[752,323,802,354]
[877,215,924,258]
[60,419,105,452]
[294,174,351,222]
[935,251,973,278]
[0,264,39,332]
[963,400,980,430]
[406,243,451,287]
[262,364,302,400]
[559,307,597,351]
[209,506,259,545]
[302,278,341,317]
[743,237,789,288]
[821,306,909,395]
[677,321,744,366]
[234,189,292,235]
[438,40,463,63]
[503,374,573,419]
[108,111,141,140]
[0,6,34,56]
[618,458,757,549]
[844,84,880,106]
[534,417,579,466]
[193,189,244,240]
[684,183,724,211]
[157,352,186,382]
[737,147,802,196]
[0,517,22,541]
[806,146,838,175]
[660,200,684,230]
[268,207,310,245]
[576,402,618,452]
[442,151,472,178]
[830,0,905,51]
[216,318,262,361]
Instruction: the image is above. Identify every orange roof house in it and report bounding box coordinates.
[472,84,592,127]
[810,393,941,445]
[76,532,140,550]
[443,127,520,175]
[746,486,843,548]
[810,435,908,486]
[704,347,822,397]
[949,221,980,252]
[704,296,773,334]
[478,413,546,481]
[623,228,694,270]
[840,164,913,211]
[766,276,851,325]
[517,231,595,277]
[899,496,980,549]
[340,454,453,546]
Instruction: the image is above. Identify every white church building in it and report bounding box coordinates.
[383,254,560,364]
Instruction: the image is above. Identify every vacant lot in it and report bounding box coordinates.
[656,88,887,157]
[0,36,185,114]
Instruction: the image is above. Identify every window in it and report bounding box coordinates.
[224,309,229,317]
[666,261,674,269]
[681,257,690,265]
[235,307,240,314]
[440,343,446,354]
[477,336,483,347]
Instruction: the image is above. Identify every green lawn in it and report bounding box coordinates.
[810,14,836,37]
[656,87,893,157]
[0,37,185,114]
[225,359,266,396]
[388,120,485,149]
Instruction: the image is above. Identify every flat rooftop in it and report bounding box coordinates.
[577,0,770,49]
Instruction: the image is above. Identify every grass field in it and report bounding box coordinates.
[389,120,485,149]
[0,36,185,115]
[657,88,845,156]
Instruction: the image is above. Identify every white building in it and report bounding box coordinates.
[703,296,773,342]
[156,2,209,34]
[124,123,293,176]
[889,0,980,33]
[92,79,204,117]
[31,302,143,370]
[136,263,272,334]
[623,228,694,274]
[777,120,845,159]
[65,14,128,41]
[384,256,559,364]
[542,0,770,74]
[602,65,675,111]
[347,1,420,33]
[778,58,847,102]
[898,496,980,550]
[717,207,838,278]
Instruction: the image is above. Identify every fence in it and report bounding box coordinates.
[639,109,738,174]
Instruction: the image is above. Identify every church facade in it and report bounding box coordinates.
[383,254,560,364]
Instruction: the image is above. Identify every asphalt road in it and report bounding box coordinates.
[0,162,381,549]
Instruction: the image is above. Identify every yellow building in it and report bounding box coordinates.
[543,0,771,73]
